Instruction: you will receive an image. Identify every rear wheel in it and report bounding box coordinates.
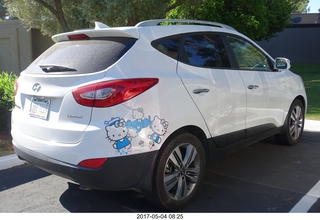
[146,133,206,211]
[276,99,305,146]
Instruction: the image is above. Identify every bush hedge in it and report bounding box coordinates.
[0,72,18,134]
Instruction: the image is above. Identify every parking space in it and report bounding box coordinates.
[0,125,320,213]
[198,129,320,212]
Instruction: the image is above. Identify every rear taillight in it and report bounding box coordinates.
[78,158,107,169]
[72,78,159,107]
[14,79,19,96]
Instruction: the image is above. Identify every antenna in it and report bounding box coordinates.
[94,22,109,29]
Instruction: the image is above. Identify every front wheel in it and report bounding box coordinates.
[276,99,305,146]
[146,133,206,211]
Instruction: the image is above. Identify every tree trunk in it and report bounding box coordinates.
[127,16,140,26]
[34,0,70,32]
[54,0,70,32]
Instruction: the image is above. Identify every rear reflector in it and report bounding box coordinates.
[68,34,90,40]
[72,78,159,107]
[78,158,107,169]
[14,79,19,96]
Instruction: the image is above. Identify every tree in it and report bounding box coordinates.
[4,0,178,35]
[292,0,309,13]
[34,0,70,32]
[4,0,89,35]
[168,0,309,41]
[77,0,173,26]
[4,0,308,40]
[0,0,6,20]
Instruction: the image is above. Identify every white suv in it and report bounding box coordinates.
[12,19,307,210]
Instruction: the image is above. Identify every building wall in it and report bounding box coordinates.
[31,28,54,60]
[0,20,32,74]
[257,24,320,64]
[291,13,320,24]
[0,20,53,75]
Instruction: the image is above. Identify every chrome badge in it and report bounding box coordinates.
[32,83,42,92]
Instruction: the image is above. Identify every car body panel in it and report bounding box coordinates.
[239,70,286,128]
[52,26,140,42]
[177,63,247,137]
[12,71,107,144]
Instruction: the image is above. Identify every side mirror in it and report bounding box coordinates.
[274,57,291,70]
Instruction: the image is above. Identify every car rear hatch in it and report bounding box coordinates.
[13,24,139,144]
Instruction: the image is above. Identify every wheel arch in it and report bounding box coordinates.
[295,95,307,113]
[138,125,211,195]
[145,126,208,210]
[280,96,306,134]
[160,125,211,162]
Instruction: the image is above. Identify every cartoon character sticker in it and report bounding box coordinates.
[126,108,151,134]
[148,116,169,148]
[104,109,169,155]
[105,117,132,155]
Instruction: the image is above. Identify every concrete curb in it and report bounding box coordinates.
[0,154,26,171]
[1,120,319,171]
[304,119,320,132]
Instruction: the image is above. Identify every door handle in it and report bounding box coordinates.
[192,88,210,94]
[247,85,259,90]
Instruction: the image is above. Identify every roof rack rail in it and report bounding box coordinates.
[135,19,236,31]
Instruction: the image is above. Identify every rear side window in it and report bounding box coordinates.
[26,37,136,74]
[152,36,181,60]
[181,34,231,68]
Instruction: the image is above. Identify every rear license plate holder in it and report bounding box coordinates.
[29,97,50,120]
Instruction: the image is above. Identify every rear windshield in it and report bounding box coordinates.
[26,37,136,74]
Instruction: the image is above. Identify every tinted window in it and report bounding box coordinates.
[26,37,136,74]
[227,36,271,71]
[152,36,180,59]
[181,34,231,68]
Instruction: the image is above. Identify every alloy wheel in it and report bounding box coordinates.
[164,143,200,201]
[289,105,304,141]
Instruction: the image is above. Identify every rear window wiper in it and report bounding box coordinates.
[39,64,77,73]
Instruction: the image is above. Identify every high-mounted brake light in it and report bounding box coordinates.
[78,158,108,169]
[72,78,159,108]
[68,34,90,40]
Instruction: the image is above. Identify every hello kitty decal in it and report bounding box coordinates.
[148,116,169,147]
[105,117,132,155]
[104,108,169,155]
[126,108,151,136]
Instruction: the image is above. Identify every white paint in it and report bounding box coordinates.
[290,180,320,213]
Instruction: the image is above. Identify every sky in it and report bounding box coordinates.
[307,0,320,13]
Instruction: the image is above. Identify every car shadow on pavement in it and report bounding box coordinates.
[0,163,51,192]
[59,182,164,212]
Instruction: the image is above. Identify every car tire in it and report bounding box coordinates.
[146,133,206,211]
[276,99,305,146]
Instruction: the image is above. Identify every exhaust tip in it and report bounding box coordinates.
[79,185,92,191]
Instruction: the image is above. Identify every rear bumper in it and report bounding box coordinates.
[13,143,158,193]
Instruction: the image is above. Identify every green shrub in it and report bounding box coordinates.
[0,72,18,134]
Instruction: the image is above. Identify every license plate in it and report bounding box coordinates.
[30,98,50,120]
